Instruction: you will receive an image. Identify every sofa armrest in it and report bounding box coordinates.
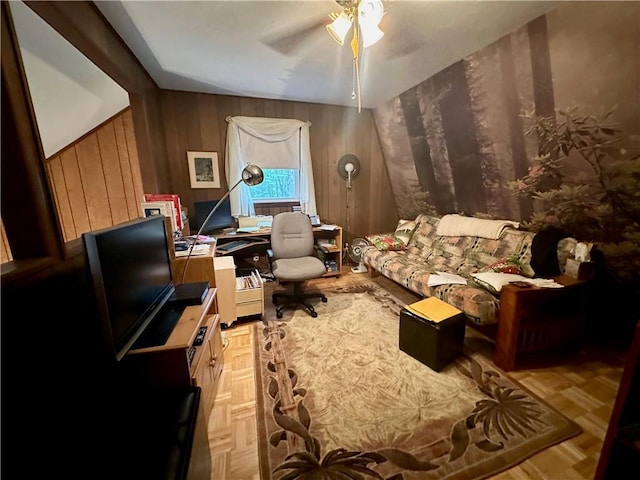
[494,275,590,371]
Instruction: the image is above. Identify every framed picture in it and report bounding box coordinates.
[187,151,220,189]
[141,201,178,231]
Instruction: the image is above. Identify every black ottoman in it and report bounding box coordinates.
[399,297,466,372]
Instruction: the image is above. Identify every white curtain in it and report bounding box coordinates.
[225,116,317,217]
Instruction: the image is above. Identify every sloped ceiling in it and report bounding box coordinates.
[95,0,559,109]
[13,0,560,155]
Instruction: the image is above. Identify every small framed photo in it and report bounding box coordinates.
[144,207,162,216]
[187,151,220,189]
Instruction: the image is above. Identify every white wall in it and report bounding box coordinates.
[9,1,129,158]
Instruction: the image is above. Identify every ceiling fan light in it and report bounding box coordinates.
[326,12,353,46]
[360,24,384,48]
[358,0,384,27]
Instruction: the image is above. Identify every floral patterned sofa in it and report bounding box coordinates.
[361,214,586,371]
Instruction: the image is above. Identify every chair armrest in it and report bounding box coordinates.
[494,275,590,371]
[266,249,274,271]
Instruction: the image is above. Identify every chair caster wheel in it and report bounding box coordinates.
[311,311,318,318]
[321,297,327,303]
[276,311,283,319]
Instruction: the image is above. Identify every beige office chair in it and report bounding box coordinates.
[267,212,327,318]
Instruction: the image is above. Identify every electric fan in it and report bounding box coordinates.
[337,154,361,188]
[348,237,370,273]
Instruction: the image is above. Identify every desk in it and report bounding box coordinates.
[214,231,270,255]
[214,225,343,278]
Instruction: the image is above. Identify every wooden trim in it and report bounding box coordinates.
[24,1,156,93]
[1,3,63,266]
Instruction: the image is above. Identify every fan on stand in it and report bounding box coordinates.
[348,237,369,273]
[337,154,360,188]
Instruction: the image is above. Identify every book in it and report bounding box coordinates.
[405,297,462,323]
[144,193,183,230]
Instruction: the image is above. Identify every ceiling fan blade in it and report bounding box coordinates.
[376,12,423,61]
[262,16,328,56]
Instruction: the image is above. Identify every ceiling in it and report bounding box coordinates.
[95,0,559,110]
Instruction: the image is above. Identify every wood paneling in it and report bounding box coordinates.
[10,1,399,253]
[1,219,12,263]
[45,109,144,242]
[157,91,398,245]
[40,92,398,248]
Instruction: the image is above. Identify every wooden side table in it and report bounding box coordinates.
[495,275,590,371]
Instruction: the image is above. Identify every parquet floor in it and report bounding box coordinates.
[207,269,628,480]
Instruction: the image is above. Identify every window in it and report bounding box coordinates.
[250,168,299,203]
[226,116,317,216]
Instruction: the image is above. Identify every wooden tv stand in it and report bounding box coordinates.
[123,288,224,480]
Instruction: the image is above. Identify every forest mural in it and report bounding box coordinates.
[374,2,638,222]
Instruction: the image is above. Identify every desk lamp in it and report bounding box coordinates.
[178,164,264,288]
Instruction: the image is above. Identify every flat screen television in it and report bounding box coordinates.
[82,215,175,361]
[193,197,235,234]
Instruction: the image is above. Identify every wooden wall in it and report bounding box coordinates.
[5,92,399,251]
[45,109,144,242]
[0,219,11,263]
[157,91,399,245]
[3,1,399,260]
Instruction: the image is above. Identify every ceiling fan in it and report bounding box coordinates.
[327,1,385,111]
[326,1,385,50]
[261,1,421,110]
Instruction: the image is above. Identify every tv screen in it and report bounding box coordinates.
[82,215,174,361]
[193,197,234,234]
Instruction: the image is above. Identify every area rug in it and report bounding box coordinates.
[254,283,582,480]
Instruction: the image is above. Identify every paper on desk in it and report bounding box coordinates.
[427,271,467,287]
[525,278,564,288]
[319,224,338,230]
[174,244,210,257]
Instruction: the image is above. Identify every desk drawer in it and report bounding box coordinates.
[236,300,263,317]
[236,287,262,303]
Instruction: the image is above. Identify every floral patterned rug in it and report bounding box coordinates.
[254,283,582,480]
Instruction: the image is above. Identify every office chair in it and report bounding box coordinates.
[267,212,328,318]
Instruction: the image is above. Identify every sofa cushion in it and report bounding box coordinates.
[366,233,406,252]
[361,246,499,325]
[406,215,440,258]
[470,272,532,295]
[480,255,523,275]
[394,219,417,245]
[461,228,536,277]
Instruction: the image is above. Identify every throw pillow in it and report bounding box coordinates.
[480,255,523,275]
[470,272,531,295]
[366,233,406,252]
[395,219,417,246]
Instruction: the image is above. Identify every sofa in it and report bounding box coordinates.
[361,213,589,371]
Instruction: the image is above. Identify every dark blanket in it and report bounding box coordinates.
[530,226,570,277]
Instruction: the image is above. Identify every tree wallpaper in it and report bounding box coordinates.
[373,2,639,223]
